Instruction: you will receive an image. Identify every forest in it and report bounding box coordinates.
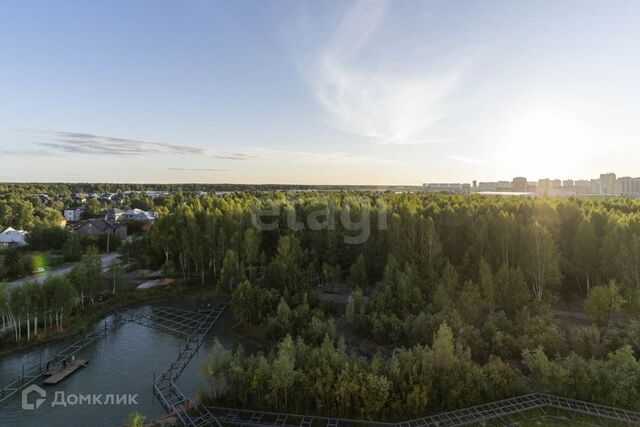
[127,191,640,417]
[4,188,640,417]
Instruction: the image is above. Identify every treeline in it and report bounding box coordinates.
[0,248,124,344]
[0,182,415,195]
[0,188,161,231]
[202,327,526,419]
[0,193,64,231]
[130,192,640,304]
[202,330,640,419]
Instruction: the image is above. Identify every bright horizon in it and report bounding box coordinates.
[2,0,640,184]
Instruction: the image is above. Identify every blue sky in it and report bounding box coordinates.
[1,0,639,184]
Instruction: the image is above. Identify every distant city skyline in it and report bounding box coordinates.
[2,0,640,184]
[424,171,640,196]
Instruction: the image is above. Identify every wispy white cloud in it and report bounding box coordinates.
[10,129,264,161]
[212,152,262,161]
[14,130,207,156]
[7,129,393,169]
[168,167,231,172]
[302,0,468,145]
[0,147,51,156]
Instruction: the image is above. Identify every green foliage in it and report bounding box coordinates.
[107,261,125,295]
[585,281,626,325]
[345,288,366,327]
[0,275,76,343]
[348,254,368,288]
[26,227,71,251]
[202,330,528,418]
[125,412,145,427]
[433,323,456,371]
[62,234,83,262]
[69,246,104,307]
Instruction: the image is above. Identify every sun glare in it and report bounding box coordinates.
[501,107,591,178]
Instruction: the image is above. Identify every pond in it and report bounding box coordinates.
[0,298,251,427]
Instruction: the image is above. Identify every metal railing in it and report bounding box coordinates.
[0,314,124,406]
[152,302,227,427]
[204,393,640,427]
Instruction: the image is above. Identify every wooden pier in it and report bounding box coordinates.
[43,359,88,385]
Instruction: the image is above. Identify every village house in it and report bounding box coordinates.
[75,219,127,240]
[64,206,86,223]
[0,227,28,248]
[104,208,125,223]
[121,209,157,232]
[122,209,157,222]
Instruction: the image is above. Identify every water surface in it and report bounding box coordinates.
[0,300,246,427]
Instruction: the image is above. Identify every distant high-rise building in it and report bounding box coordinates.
[496,181,513,192]
[619,177,640,195]
[423,183,470,192]
[478,182,498,191]
[423,172,640,198]
[537,179,552,194]
[512,177,528,192]
[600,173,617,194]
[574,180,591,195]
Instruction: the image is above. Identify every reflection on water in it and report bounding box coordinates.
[0,300,246,427]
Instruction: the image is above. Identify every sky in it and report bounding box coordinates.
[1,0,640,185]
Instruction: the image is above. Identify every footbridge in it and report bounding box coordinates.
[152,302,227,427]
[202,393,640,427]
[121,306,212,338]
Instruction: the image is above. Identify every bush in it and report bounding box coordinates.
[26,227,71,251]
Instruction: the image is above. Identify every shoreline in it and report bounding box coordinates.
[0,282,219,359]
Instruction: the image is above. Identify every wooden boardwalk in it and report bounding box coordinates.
[43,359,88,385]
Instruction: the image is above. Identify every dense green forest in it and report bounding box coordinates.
[125,191,640,417]
[4,188,640,416]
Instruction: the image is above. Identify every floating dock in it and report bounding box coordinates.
[43,359,88,385]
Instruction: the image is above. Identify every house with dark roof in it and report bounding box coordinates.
[75,219,127,240]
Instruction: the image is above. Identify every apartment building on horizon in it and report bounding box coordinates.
[423,172,640,197]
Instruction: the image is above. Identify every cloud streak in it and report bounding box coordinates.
[302,0,468,145]
[9,130,263,161]
[29,131,206,156]
[0,147,51,156]
[5,130,393,167]
[168,167,230,172]
[213,152,262,161]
